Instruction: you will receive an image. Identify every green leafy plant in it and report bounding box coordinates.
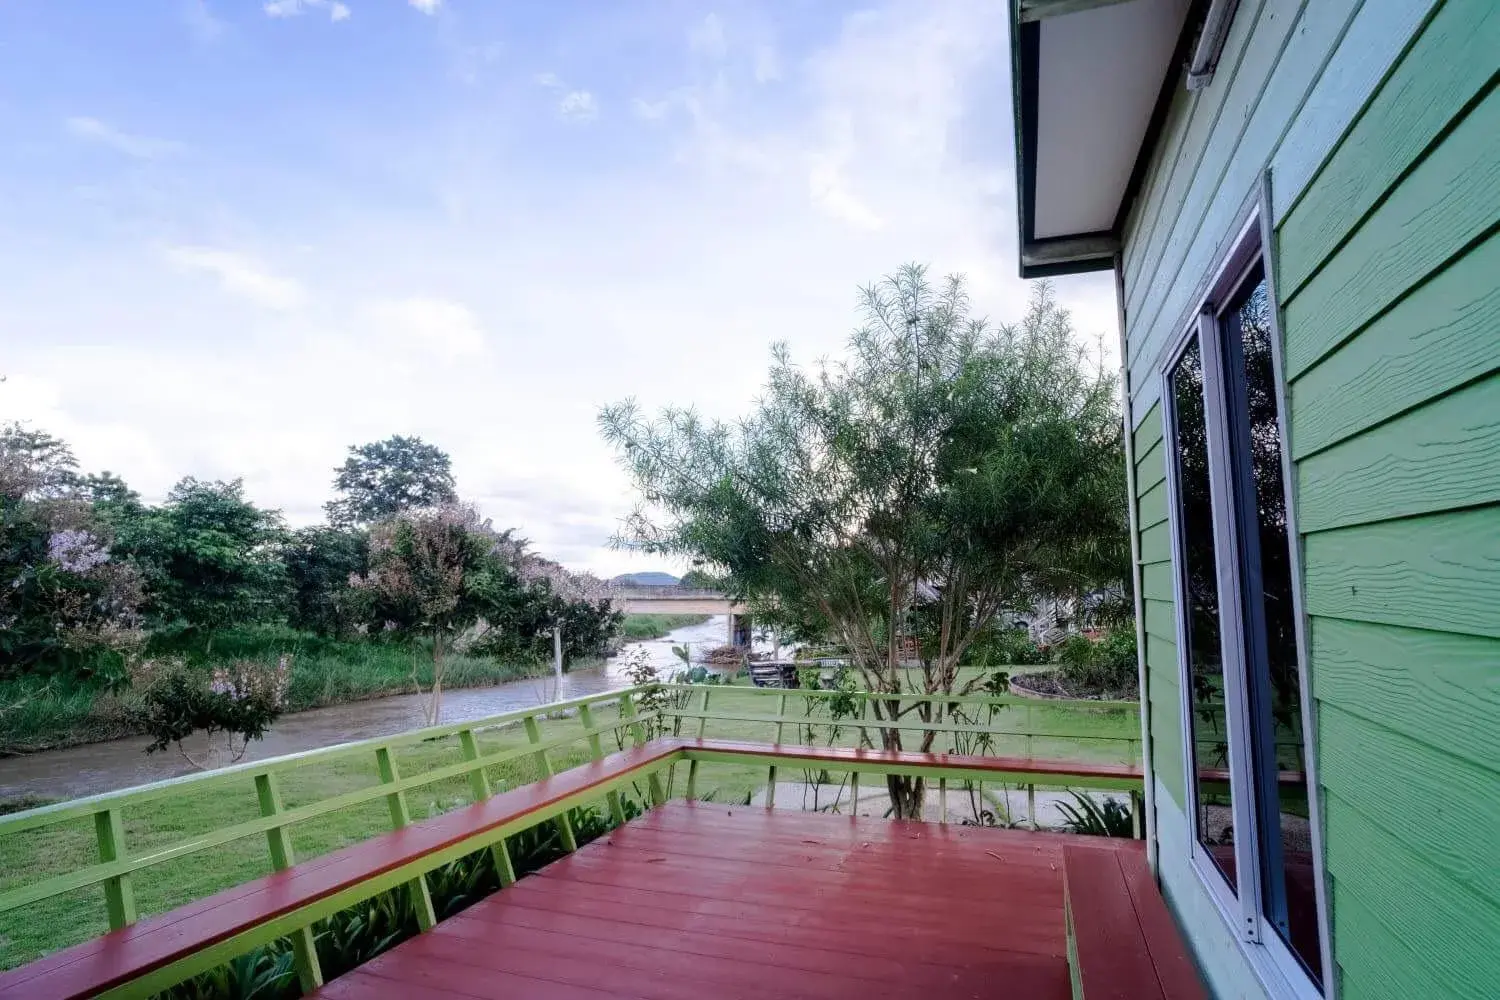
[1053,627,1137,694]
[160,941,298,1000]
[1056,790,1135,838]
[134,657,289,768]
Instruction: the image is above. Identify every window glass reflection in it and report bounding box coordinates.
[1168,338,1237,892]
[1222,274,1321,984]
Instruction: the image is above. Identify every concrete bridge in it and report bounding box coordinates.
[610,588,752,647]
[609,587,747,616]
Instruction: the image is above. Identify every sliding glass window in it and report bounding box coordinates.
[1161,219,1323,993]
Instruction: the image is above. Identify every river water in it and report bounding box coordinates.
[0,616,746,802]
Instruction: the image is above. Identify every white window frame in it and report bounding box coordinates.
[1156,181,1334,1000]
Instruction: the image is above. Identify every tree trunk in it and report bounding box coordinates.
[886,774,926,819]
[428,631,445,726]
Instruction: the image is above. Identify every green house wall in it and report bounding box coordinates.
[1119,1,1499,997]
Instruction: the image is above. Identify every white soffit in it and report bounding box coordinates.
[1032,0,1188,240]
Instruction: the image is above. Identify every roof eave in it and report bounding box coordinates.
[1009,0,1202,279]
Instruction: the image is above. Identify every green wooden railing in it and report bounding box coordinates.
[657,683,1142,822]
[0,680,1143,995]
[0,687,666,991]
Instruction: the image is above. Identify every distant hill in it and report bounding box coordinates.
[611,571,681,588]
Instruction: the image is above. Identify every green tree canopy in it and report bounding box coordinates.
[283,525,369,638]
[114,478,287,639]
[0,423,80,500]
[601,266,1127,817]
[326,435,459,527]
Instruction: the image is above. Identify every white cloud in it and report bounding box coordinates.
[688,13,728,60]
[558,90,598,122]
[409,0,440,14]
[537,73,598,122]
[11,0,1122,580]
[368,297,486,361]
[64,117,182,160]
[631,97,671,121]
[163,246,306,310]
[182,0,227,43]
[263,0,349,22]
[753,44,780,83]
[808,157,883,230]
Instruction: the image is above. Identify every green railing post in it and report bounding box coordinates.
[618,693,665,806]
[848,770,859,815]
[93,807,135,931]
[374,747,438,930]
[254,772,324,992]
[578,703,626,825]
[766,691,788,809]
[939,778,948,824]
[685,688,711,801]
[458,729,518,886]
[524,715,580,851]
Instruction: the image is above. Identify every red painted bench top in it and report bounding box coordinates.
[1064,845,1206,1000]
[678,736,1146,782]
[0,742,678,1000]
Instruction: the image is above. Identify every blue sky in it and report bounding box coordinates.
[0,0,1117,576]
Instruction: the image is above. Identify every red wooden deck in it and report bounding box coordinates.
[314,800,1143,999]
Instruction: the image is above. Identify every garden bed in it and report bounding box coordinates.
[1009,668,1138,702]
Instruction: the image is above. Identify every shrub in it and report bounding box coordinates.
[964,626,1046,667]
[1053,627,1136,693]
[134,657,289,768]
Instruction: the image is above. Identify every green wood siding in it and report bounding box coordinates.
[1133,401,1186,816]
[1120,1,1497,997]
[1124,0,1394,421]
[1276,3,1500,995]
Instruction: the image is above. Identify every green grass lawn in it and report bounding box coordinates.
[0,680,1141,971]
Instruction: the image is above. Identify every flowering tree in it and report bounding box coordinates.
[352,504,504,723]
[136,656,291,769]
[0,427,144,680]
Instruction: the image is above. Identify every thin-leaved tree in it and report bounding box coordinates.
[600,267,1126,818]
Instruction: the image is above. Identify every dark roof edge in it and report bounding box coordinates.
[1011,0,1208,279]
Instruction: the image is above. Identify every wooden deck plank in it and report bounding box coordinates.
[1064,846,1165,1000]
[444,894,1051,985]
[486,880,1049,965]
[1117,850,1208,999]
[315,800,1079,999]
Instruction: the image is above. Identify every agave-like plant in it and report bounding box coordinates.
[1056,790,1135,838]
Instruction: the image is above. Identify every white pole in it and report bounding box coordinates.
[553,626,563,681]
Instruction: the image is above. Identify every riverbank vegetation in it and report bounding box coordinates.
[602,271,1131,819]
[618,613,712,639]
[0,431,621,754]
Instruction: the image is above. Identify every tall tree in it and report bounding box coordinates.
[114,478,287,640]
[326,436,458,527]
[0,423,80,500]
[351,503,504,723]
[601,267,1127,817]
[0,428,143,679]
[283,525,369,638]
